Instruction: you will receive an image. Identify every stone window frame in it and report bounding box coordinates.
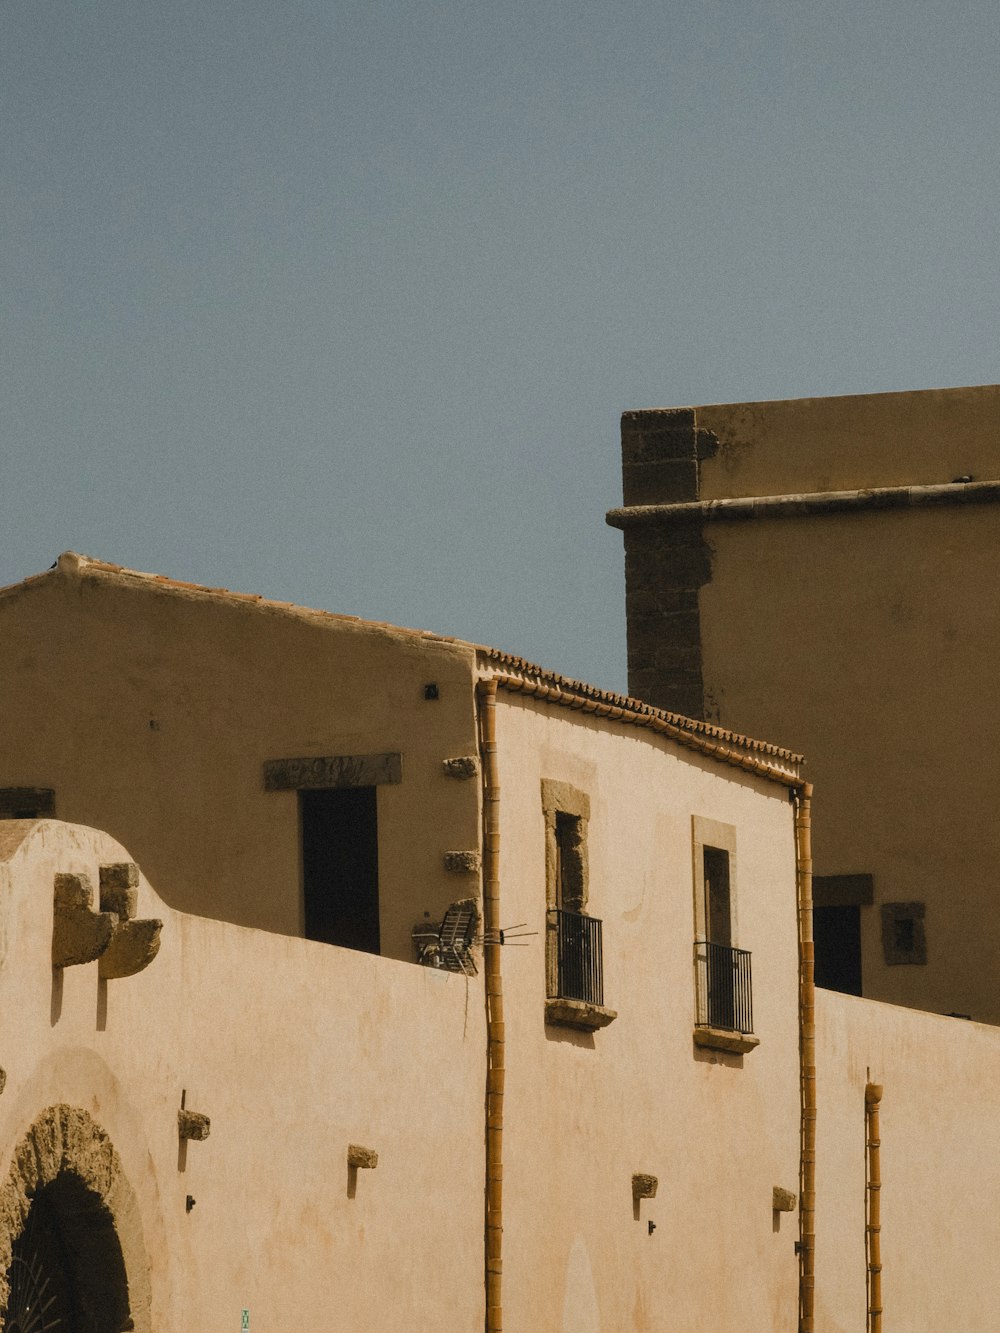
[541,779,590,916]
[691,815,739,946]
[541,780,616,1032]
[691,815,758,1055]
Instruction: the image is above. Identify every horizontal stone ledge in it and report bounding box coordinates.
[693,1025,760,1055]
[606,479,1000,529]
[264,752,402,791]
[545,998,618,1032]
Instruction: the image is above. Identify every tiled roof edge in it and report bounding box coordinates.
[477,647,803,770]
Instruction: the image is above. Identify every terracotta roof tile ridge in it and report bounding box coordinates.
[477,646,802,764]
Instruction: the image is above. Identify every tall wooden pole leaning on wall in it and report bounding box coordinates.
[478,680,504,1333]
[866,1082,884,1333]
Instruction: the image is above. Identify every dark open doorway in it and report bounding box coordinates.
[300,787,380,954]
[5,1170,131,1333]
[814,904,862,995]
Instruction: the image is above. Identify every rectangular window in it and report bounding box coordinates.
[703,845,732,947]
[300,787,380,954]
[554,810,585,912]
[0,788,55,819]
[541,779,615,1030]
[692,816,754,1043]
[813,905,862,995]
[813,874,872,995]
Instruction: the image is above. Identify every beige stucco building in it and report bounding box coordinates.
[2,551,1000,1330]
[607,383,1000,1023]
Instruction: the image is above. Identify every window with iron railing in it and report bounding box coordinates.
[694,939,754,1035]
[549,907,605,1006]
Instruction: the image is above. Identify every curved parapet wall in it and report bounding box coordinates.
[0,819,485,1330]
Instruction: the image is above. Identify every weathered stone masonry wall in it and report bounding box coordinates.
[620,409,716,718]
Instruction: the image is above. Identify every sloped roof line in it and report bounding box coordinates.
[477,648,803,769]
[0,551,469,648]
[5,552,802,770]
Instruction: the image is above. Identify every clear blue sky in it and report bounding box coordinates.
[3,0,998,691]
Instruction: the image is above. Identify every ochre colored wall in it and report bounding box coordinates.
[0,559,482,962]
[492,692,801,1332]
[697,383,1000,498]
[698,504,1000,1020]
[0,820,486,1331]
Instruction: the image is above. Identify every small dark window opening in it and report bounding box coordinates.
[0,787,55,819]
[814,905,862,996]
[300,787,380,954]
[703,846,732,947]
[893,916,915,954]
[554,811,585,913]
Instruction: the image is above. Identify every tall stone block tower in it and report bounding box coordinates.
[607,384,1000,1021]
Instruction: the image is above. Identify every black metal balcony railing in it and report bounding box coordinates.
[551,908,605,1006]
[694,940,754,1035]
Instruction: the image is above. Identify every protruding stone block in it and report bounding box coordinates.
[94,862,163,978]
[442,757,478,780]
[99,862,140,920]
[632,1173,658,1200]
[773,1186,797,1212]
[178,1110,211,1142]
[348,1144,378,1170]
[52,873,116,968]
[444,850,480,874]
[99,918,163,979]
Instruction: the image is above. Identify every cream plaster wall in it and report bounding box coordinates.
[0,558,482,962]
[698,505,1000,1021]
[814,987,1000,1332]
[491,692,802,1332]
[0,819,485,1330]
[697,383,1000,499]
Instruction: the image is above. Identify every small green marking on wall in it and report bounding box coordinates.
[241,1312,250,1330]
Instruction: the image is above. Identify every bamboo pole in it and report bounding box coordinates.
[795,785,817,1333]
[478,679,504,1333]
[866,1083,884,1333]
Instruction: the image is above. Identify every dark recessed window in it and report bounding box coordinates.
[703,846,732,948]
[0,788,55,819]
[554,811,585,913]
[814,905,862,996]
[300,787,380,955]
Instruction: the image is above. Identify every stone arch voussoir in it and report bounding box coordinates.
[0,1103,150,1329]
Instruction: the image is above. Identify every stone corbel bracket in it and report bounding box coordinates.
[52,863,163,977]
[52,873,116,968]
[772,1186,797,1212]
[443,850,480,874]
[348,1144,378,1169]
[178,1110,211,1142]
[632,1173,658,1201]
[98,863,163,979]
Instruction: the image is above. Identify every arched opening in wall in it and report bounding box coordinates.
[4,1171,131,1333]
[0,1107,151,1333]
